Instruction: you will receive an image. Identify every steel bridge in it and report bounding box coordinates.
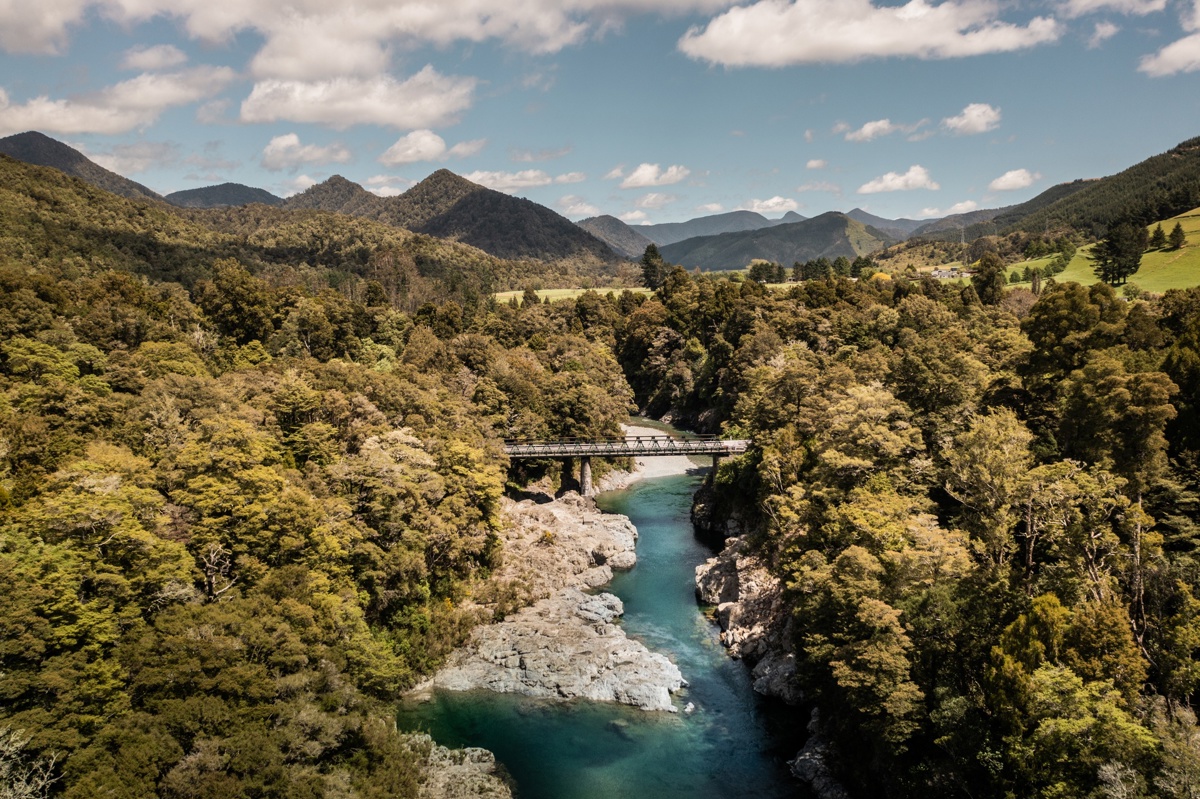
[502,435,750,495]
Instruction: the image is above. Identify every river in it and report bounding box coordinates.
[396,470,803,798]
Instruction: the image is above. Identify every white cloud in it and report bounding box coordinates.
[86,140,179,173]
[0,66,235,135]
[797,180,841,194]
[0,0,738,72]
[364,174,415,197]
[619,162,691,188]
[620,210,648,222]
[988,168,1041,191]
[380,129,468,165]
[1140,32,1200,75]
[740,196,799,213]
[261,133,351,171]
[857,165,940,193]
[558,195,599,216]
[1062,0,1167,18]
[1088,21,1120,47]
[555,171,586,184]
[804,129,815,143]
[464,169,555,191]
[511,145,572,162]
[806,158,827,169]
[843,117,928,142]
[240,66,476,129]
[941,102,1001,135]
[120,44,187,70]
[0,0,90,54]
[919,200,979,217]
[604,165,625,180]
[282,174,318,197]
[196,99,230,124]
[636,192,677,209]
[678,0,1060,67]
[696,202,724,213]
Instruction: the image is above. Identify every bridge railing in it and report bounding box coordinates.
[502,435,750,459]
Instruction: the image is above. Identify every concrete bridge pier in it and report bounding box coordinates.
[580,456,593,496]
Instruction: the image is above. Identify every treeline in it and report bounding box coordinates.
[0,248,634,795]
[581,266,1200,798]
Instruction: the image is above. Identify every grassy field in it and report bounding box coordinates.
[494,286,653,304]
[1006,208,1200,294]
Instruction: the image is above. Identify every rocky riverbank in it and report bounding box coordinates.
[695,535,851,799]
[409,734,513,799]
[412,486,686,712]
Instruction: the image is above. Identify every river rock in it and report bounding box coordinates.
[789,710,852,799]
[695,536,802,704]
[407,734,513,799]
[496,492,639,602]
[430,587,684,712]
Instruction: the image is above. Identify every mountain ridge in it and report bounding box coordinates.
[0,130,163,202]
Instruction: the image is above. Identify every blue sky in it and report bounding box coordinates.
[1,0,1198,223]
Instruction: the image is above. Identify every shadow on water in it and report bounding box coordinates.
[397,471,806,798]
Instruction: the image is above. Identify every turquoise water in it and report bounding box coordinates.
[397,472,803,798]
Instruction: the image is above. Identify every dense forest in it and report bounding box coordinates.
[3,154,1200,798]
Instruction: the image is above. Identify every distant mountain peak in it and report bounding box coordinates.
[0,130,162,202]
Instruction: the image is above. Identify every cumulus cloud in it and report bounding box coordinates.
[620,210,648,222]
[1088,21,1120,47]
[740,196,799,213]
[558,194,599,216]
[1062,0,1166,18]
[120,44,187,70]
[604,165,626,180]
[919,200,979,217]
[261,133,351,171]
[86,140,179,173]
[282,174,319,197]
[806,158,827,169]
[857,165,940,193]
[364,174,415,197]
[379,130,486,165]
[0,0,737,74]
[988,168,1041,191]
[941,102,1001,135]
[678,0,1060,67]
[240,66,476,129]
[1140,33,1200,75]
[696,202,724,213]
[619,162,691,188]
[636,192,677,209]
[0,66,236,135]
[844,117,928,141]
[463,168,586,192]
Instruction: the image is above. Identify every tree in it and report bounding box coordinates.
[972,252,1008,305]
[1090,222,1147,286]
[1150,224,1167,249]
[640,244,669,290]
[1169,221,1187,250]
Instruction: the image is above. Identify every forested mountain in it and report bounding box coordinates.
[846,208,926,239]
[165,183,284,208]
[576,214,656,258]
[660,212,894,271]
[0,155,608,307]
[0,130,163,202]
[285,171,620,265]
[632,210,803,246]
[0,154,636,798]
[1009,136,1200,235]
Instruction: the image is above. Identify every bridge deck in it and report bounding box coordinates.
[503,435,749,459]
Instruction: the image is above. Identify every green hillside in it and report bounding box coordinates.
[660,212,893,271]
[1007,208,1200,293]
